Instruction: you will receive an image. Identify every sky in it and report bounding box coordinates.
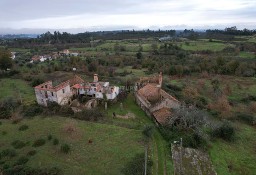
[0,0,256,34]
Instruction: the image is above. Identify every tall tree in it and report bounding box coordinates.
[0,49,12,70]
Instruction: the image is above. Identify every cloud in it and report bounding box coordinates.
[0,0,255,33]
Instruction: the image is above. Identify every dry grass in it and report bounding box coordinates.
[62,120,81,140]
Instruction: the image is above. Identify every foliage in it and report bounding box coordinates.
[27,150,37,156]
[122,153,152,175]
[236,113,255,125]
[0,48,12,70]
[32,138,46,147]
[0,149,17,158]
[53,138,59,145]
[18,124,29,131]
[15,156,29,165]
[47,134,53,140]
[23,104,43,117]
[74,108,105,121]
[211,121,235,141]
[0,97,20,119]
[11,140,26,149]
[60,144,71,154]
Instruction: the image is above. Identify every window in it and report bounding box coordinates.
[51,92,54,96]
[62,89,65,93]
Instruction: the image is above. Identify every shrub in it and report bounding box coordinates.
[0,121,2,125]
[1,149,17,158]
[236,113,255,125]
[31,78,44,87]
[32,139,46,147]
[19,124,29,131]
[2,131,7,135]
[211,121,235,141]
[59,106,74,116]
[27,150,37,156]
[122,153,152,175]
[11,140,26,149]
[60,144,70,154]
[23,104,43,117]
[15,156,29,165]
[74,109,105,121]
[47,134,53,140]
[53,138,59,145]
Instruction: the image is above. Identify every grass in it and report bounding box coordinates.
[0,116,144,175]
[179,41,234,51]
[115,66,148,79]
[0,78,35,104]
[107,94,173,175]
[209,122,256,175]
[239,51,255,59]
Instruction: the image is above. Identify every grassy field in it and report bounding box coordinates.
[0,116,144,175]
[0,78,35,104]
[179,41,233,51]
[106,94,174,175]
[239,51,255,59]
[209,123,256,175]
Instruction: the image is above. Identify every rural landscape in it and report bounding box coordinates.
[0,0,256,175]
[0,28,256,175]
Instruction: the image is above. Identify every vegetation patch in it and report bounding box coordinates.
[32,138,46,147]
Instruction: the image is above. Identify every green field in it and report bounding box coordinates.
[209,123,256,175]
[0,116,144,175]
[0,78,35,104]
[179,41,233,51]
[239,51,255,59]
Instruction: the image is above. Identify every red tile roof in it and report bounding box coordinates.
[152,108,172,125]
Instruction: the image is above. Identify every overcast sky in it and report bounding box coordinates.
[0,0,256,34]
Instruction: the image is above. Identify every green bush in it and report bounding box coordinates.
[122,153,152,175]
[11,140,26,149]
[59,106,74,116]
[74,109,105,121]
[0,121,2,125]
[1,149,17,158]
[27,150,37,156]
[2,131,7,135]
[48,134,53,140]
[53,138,59,145]
[211,121,235,141]
[236,113,255,125]
[60,144,70,154]
[15,156,29,165]
[32,138,46,147]
[19,124,29,131]
[23,104,43,117]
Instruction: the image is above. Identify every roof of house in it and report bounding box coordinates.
[152,108,172,125]
[137,83,160,103]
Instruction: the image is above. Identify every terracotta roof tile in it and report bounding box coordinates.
[152,108,172,125]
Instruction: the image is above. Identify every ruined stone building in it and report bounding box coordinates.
[34,75,84,106]
[35,74,119,107]
[135,73,180,125]
[72,74,120,100]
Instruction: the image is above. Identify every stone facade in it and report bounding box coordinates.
[135,73,180,125]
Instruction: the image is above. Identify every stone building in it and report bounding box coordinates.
[135,73,180,125]
[34,75,84,106]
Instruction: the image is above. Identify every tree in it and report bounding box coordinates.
[0,49,12,71]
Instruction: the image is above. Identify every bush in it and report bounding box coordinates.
[236,113,255,125]
[60,144,70,154]
[27,150,37,156]
[2,131,7,135]
[32,138,46,147]
[122,153,152,175]
[211,121,235,141]
[0,121,2,125]
[53,138,59,145]
[23,104,43,117]
[19,124,29,131]
[1,149,17,158]
[59,106,74,116]
[31,78,44,87]
[11,140,26,149]
[74,109,105,121]
[15,156,29,165]
[47,134,53,140]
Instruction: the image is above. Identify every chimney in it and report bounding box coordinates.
[159,72,163,88]
[93,74,98,82]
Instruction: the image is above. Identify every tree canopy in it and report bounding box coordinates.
[0,48,12,70]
